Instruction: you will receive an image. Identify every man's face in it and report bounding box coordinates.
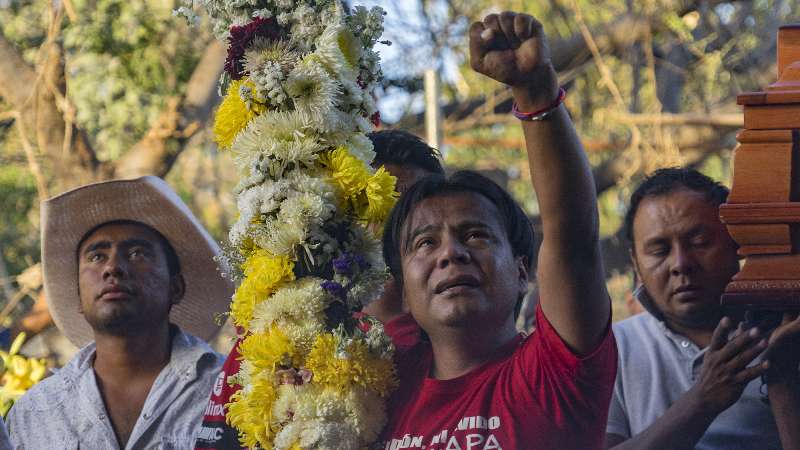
[399,192,527,334]
[632,188,739,330]
[77,222,184,336]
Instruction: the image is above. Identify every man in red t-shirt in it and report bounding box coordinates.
[194,130,445,449]
[376,11,616,450]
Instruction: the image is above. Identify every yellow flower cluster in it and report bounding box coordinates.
[0,333,47,417]
[231,251,296,328]
[362,166,399,225]
[239,327,300,377]
[214,78,267,150]
[323,148,398,225]
[323,147,370,197]
[206,5,398,448]
[306,333,397,397]
[227,377,278,448]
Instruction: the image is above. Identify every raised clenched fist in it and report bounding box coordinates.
[469,11,559,112]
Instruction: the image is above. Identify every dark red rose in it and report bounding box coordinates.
[225,17,284,80]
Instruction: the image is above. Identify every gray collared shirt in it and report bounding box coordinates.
[7,327,223,450]
[0,419,9,450]
[607,312,781,450]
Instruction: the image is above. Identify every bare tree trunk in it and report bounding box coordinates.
[114,41,226,178]
[0,23,225,189]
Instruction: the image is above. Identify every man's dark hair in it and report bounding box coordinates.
[624,167,729,244]
[383,170,534,280]
[77,220,181,277]
[368,129,445,175]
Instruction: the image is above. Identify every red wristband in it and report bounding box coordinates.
[512,87,566,121]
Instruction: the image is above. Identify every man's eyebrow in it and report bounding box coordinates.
[686,225,710,236]
[404,224,437,251]
[122,239,157,252]
[83,241,110,254]
[82,239,156,255]
[642,240,666,250]
[456,220,493,230]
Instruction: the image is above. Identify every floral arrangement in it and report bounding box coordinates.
[178,1,398,448]
[0,333,47,417]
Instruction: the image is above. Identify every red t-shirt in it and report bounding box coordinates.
[383,312,421,351]
[194,337,245,449]
[380,305,617,450]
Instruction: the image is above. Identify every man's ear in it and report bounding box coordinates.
[170,274,186,305]
[517,255,529,294]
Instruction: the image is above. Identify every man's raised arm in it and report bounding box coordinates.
[469,11,609,353]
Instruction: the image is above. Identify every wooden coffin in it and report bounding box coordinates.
[720,25,800,310]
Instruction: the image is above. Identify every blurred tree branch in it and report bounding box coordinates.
[0,5,225,191]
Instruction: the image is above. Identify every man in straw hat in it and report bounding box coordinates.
[7,176,233,450]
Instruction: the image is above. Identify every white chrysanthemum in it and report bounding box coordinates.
[229,181,288,247]
[314,22,360,79]
[255,190,336,255]
[230,359,255,391]
[361,91,378,116]
[281,320,328,355]
[285,59,341,128]
[245,38,298,107]
[286,171,338,204]
[346,386,387,442]
[358,48,383,86]
[245,40,289,67]
[252,8,272,19]
[338,78,365,110]
[353,113,373,134]
[317,108,358,137]
[257,220,306,256]
[231,110,311,161]
[282,191,335,225]
[302,421,359,450]
[271,384,300,428]
[344,133,376,166]
[364,321,395,360]
[345,225,384,269]
[232,114,324,178]
[250,278,330,345]
[276,11,291,26]
[347,268,387,308]
[285,3,338,52]
[286,387,360,450]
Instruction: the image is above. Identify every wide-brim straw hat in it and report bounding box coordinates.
[41,176,234,348]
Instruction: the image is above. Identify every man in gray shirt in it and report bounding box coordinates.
[7,176,233,449]
[605,168,785,449]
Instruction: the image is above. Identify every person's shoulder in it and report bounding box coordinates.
[9,368,70,416]
[174,328,224,367]
[613,312,658,338]
[612,312,664,354]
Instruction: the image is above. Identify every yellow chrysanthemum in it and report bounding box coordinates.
[231,251,295,329]
[227,377,277,449]
[239,327,301,377]
[360,166,398,225]
[0,333,47,417]
[322,147,371,199]
[305,333,397,397]
[213,78,266,150]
